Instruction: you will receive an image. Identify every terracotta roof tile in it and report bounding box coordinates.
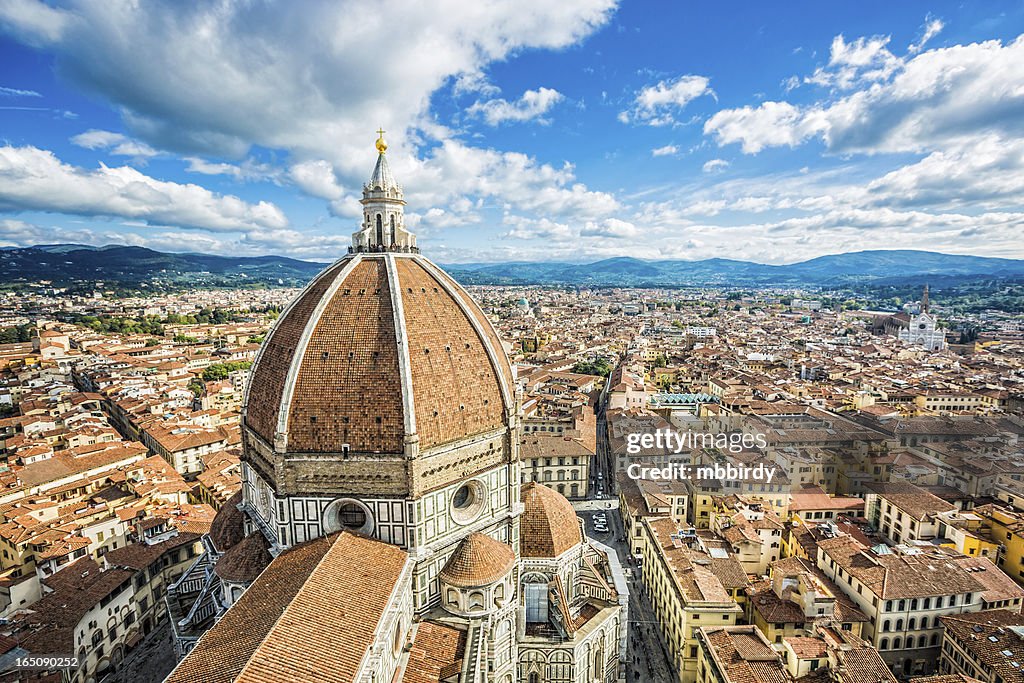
[246,259,348,444]
[213,532,272,583]
[243,254,511,458]
[168,532,408,683]
[208,490,245,554]
[397,257,506,449]
[287,258,405,454]
[439,532,515,587]
[402,622,467,683]
[520,482,582,558]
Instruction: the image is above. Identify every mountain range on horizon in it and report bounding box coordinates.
[1,243,1023,289]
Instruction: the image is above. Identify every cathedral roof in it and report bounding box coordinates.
[439,532,515,587]
[213,531,272,583]
[243,253,514,461]
[520,482,583,558]
[208,490,244,554]
[167,531,409,683]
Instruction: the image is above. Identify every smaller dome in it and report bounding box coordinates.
[214,531,272,584]
[208,491,244,554]
[520,482,582,558]
[439,532,515,587]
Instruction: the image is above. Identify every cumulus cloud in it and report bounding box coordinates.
[581,217,638,238]
[501,215,573,241]
[705,32,1024,156]
[287,160,345,200]
[0,0,621,251]
[183,156,279,183]
[804,34,901,89]
[863,136,1024,210]
[467,87,564,125]
[619,75,714,126]
[0,0,614,165]
[651,145,678,157]
[451,70,500,97]
[0,0,69,46]
[410,140,620,221]
[0,218,104,248]
[704,101,825,154]
[702,158,729,173]
[71,129,158,157]
[0,145,288,232]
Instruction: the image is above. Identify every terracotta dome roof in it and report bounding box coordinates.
[208,491,244,554]
[439,532,515,587]
[244,254,513,459]
[520,482,582,558]
[214,531,272,584]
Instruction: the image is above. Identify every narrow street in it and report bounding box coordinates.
[101,620,177,683]
[574,395,676,683]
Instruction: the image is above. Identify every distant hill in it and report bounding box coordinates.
[0,244,326,287]
[442,250,1024,287]
[0,244,1021,289]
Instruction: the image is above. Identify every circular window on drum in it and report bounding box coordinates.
[323,498,374,535]
[451,479,488,525]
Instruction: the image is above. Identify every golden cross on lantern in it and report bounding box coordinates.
[375,127,387,154]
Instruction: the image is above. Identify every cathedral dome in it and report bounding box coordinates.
[439,532,515,587]
[520,482,582,558]
[213,531,272,583]
[241,133,515,500]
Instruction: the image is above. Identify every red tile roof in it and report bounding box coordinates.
[167,531,408,683]
[439,532,515,587]
[520,482,582,558]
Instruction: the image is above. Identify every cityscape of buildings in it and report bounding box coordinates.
[0,135,1019,683]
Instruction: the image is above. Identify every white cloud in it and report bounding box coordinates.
[619,75,714,126]
[287,160,344,199]
[0,0,70,46]
[451,70,500,97]
[0,0,614,164]
[0,218,104,248]
[0,0,620,248]
[863,135,1024,210]
[0,145,288,232]
[467,87,564,125]
[908,17,944,54]
[706,32,1024,156]
[651,145,678,157]
[804,34,900,89]
[702,158,729,173]
[704,101,826,154]
[0,85,40,97]
[501,215,573,241]
[409,140,620,221]
[581,217,638,238]
[71,129,157,157]
[184,156,279,183]
[0,218,357,259]
[500,214,638,243]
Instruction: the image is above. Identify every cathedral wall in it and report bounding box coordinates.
[409,427,511,497]
[409,462,521,610]
[357,556,415,683]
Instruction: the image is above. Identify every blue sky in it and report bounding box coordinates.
[1,0,1023,264]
